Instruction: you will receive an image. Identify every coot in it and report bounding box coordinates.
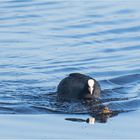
[57,73,101,101]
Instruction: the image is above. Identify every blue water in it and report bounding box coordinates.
[0,0,140,115]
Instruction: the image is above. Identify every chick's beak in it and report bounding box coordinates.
[88,87,94,95]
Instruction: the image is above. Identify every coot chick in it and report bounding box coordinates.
[57,73,101,101]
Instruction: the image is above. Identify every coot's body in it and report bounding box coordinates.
[57,73,101,101]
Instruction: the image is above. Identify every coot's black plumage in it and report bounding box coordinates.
[57,73,101,101]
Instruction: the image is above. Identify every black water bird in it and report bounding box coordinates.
[57,73,101,101]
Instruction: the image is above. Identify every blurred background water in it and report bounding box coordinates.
[0,0,140,114]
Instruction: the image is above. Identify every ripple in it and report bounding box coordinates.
[0,0,140,115]
[110,74,140,85]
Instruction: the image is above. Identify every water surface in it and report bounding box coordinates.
[0,0,140,119]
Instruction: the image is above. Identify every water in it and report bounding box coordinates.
[0,0,140,118]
